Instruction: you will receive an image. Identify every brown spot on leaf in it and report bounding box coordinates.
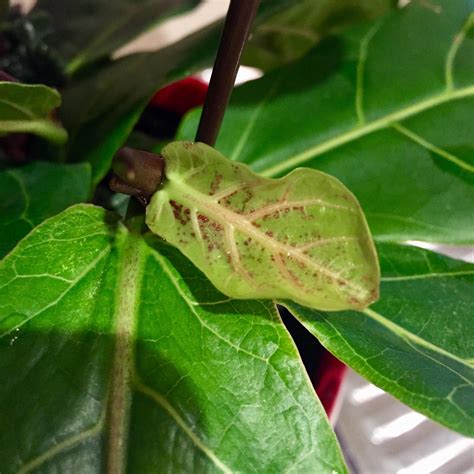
[210,174,223,195]
[211,222,223,232]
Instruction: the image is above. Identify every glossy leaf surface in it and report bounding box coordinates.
[180,0,474,244]
[0,82,67,143]
[243,0,394,71]
[287,243,474,436]
[0,162,91,258]
[58,0,344,185]
[61,25,219,184]
[0,204,346,473]
[147,141,379,311]
[35,0,199,73]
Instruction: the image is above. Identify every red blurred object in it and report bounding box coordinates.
[150,77,208,116]
[313,351,346,417]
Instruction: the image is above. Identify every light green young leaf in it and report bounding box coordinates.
[0,82,67,144]
[146,141,379,311]
[287,243,474,436]
[0,204,346,473]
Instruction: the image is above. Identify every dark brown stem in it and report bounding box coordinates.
[195,0,260,146]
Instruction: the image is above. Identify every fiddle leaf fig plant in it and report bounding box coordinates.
[0,0,473,472]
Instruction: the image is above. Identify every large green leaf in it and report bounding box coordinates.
[287,242,474,436]
[179,0,474,244]
[34,0,200,74]
[243,0,394,71]
[0,204,346,473]
[0,162,91,258]
[0,82,67,143]
[147,141,379,311]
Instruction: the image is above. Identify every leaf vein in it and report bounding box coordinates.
[392,123,474,173]
[363,308,474,371]
[133,378,233,474]
[260,85,474,177]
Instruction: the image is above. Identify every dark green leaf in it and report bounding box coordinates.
[0,162,91,258]
[0,82,67,143]
[61,25,220,185]
[243,0,394,71]
[0,204,347,473]
[59,0,359,186]
[59,0,343,186]
[34,0,200,74]
[179,0,474,244]
[287,243,474,436]
[0,0,8,22]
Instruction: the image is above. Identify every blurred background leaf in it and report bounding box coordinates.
[33,0,201,74]
[243,0,395,71]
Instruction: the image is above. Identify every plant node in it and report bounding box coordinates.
[109,147,164,205]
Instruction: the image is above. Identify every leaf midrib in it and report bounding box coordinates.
[260,85,474,177]
[106,231,145,473]
[165,176,369,299]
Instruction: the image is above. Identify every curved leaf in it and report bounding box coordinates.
[61,25,220,184]
[35,0,200,74]
[0,204,346,473]
[179,0,474,244]
[287,243,474,436]
[0,162,91,258]
[146,141,379,311]
[0,82,67,143]
[243,0,394,71]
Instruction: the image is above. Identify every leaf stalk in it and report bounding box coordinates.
[195,0,260,146]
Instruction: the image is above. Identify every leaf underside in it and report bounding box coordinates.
[146,141,379,312]
[0,205,346,473]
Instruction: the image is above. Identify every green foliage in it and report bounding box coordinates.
[0,161,91,257]
[0,205,346,472]
[287,243,474,435]
[176,0,474,436]
[243,0,394,70]
[34,0,200,74]
[147,141,379,311]
[180,1,474,244]
[0,0,473,470]
[60,26,219,184]
[0,82,66,143]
